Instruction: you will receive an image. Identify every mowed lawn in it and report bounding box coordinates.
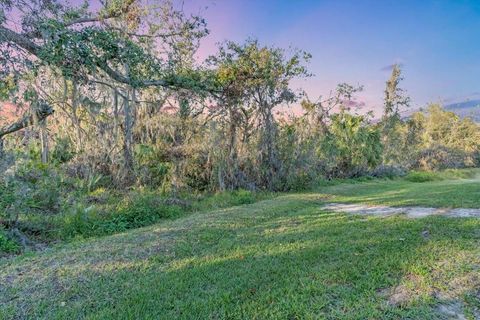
[1,172,480,319]
[317,168,480,208]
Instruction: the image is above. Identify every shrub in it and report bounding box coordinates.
[231,189,256,205]
[370,165,406,179]
[440,168,478,180]
[413,146,467,171]
[284,170,315,191]
[134,144,171,187]
[5,159,67,212]
[115,193,183,228]
[193,189,260,211]
[61,193,183,239]
[0,227,20,255]
[51,137,75,164]
[209,189,257,206]
[60,205,96,239]
[405,171,439,183]
[322,113,382,178]
[0,178,16,225]
[75,173,105,193]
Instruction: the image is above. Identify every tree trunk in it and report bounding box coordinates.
[226,107,239,189]
[123,89,134,172]
[39,119,49,163]
[71,80,83,152]
[113,88,120,140]
[259,106,279,190]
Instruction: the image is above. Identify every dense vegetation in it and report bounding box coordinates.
[1,0,479,253]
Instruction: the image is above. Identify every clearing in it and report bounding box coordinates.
[1,170,480,319]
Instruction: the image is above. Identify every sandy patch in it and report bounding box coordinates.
[322,203,480,219]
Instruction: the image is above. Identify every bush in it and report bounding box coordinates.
[0,178,16,225]
[192,189,261,211]
[134,144,171,187]
[5,159,66,213]
[231,189,256,205]
[61,205,102,238]
[370,165,406,179]
[413,146,467,171]
[115,193,183,228]
[283,170,316,191]
[440,168,479,180]
[211,189,257,206]
[61,193,183,239]
[405,171,439,183]
[0,227,20,255]
[321,113,382,178]
[51,137,75,164]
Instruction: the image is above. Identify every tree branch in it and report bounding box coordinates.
[0,103,54,139]
[64,0,136,27]
[0,25,217,94]
[0,25,40,55]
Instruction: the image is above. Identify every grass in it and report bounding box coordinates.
[6,187,271,245]
[316,168,480,208]
[1,169,480,319]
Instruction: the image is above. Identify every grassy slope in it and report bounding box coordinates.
[1,172,480,319]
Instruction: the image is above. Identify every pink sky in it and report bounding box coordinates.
[3,0,479,119]
[184,0,480,117]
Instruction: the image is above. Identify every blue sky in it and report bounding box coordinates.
[188,0,480,114]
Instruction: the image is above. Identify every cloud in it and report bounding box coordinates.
[380,62,404,71]
[442,92,480,104]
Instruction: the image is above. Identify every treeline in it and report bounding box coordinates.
[1,1,479,250]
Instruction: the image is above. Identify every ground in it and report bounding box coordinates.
[1,170,480,319]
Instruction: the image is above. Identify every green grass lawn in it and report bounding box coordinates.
[316,168,480,208]
[1,170,480,319]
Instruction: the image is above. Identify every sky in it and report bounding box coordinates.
[5,0,480,116]
[183,0,480,115]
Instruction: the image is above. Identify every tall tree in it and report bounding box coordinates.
[383,64,410,123]
[206,44,253,190]
[381,64,410,164]
[0,0,211,174]
[234,40,310,189]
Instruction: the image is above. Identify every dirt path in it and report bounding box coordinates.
[322,203,480,218]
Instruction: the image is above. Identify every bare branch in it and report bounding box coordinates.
[63,0,136,27]
[0,103,54,139]
[0,25,40,55]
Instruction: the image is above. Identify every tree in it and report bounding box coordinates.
[383,64,410,123]
[301,83,364,136]
[0,0,211,176]
[206,40,311,190]
[214,40,311,189]
[0,0,208,89]
[206,44,253,190]
[381,64,410,164]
